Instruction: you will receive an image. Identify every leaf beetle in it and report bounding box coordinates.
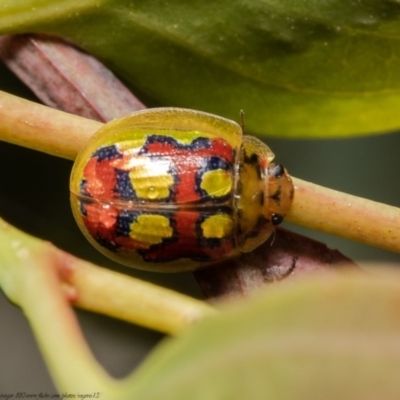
[70,108,294,272]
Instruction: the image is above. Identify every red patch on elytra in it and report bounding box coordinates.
[82,202,118,242]
[83,157,118,200]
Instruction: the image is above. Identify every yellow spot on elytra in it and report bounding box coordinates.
[201,169,232,197]
[201,214,233,239]
[129,162,174,200]
[130,214,173,245]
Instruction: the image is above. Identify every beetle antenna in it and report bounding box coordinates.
[239,110,245,133]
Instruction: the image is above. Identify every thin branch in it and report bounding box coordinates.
[287,178,400,254]
[63,251,216,334]
[0,216,214,336]
[0,90,399,254]
[0,89,101,159]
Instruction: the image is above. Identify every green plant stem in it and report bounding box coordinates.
[287,178,400,253]
[0,90,399,254]
[65,253,215,334]
[0,218,118,394]
[0,90,101,159]
[0,216,197,396]
[0,216,214,336]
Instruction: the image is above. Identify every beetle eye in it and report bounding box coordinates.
[271,213,283,225]
[270,164,285,178]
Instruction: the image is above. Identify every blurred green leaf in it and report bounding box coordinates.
[1,0,400,137]
[127,270,400,400]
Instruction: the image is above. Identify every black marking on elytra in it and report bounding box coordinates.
[139,135,211,155]
[79,179,88,195]
[92,145,123,161]
[78,199,88,217]
[116,210,137,237]
[270,187,282,204]
[191,137,213,150]
[95,236,119,252]
[163,160,179,200]
[77,180,90,215]
[114,169,136,200]
[208,156,229,170]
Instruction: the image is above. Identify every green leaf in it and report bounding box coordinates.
[1,0,400,137]
[126,270,400,400]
